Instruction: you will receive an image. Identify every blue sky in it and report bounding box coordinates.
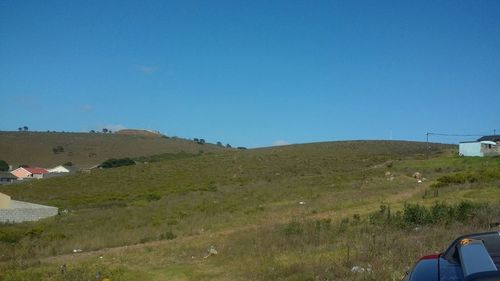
[1,0,499,147]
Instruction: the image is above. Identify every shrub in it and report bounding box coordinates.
[26,226,44,239]
[431,169,500,188]
[0,229,23,243]
[284,221,303,235]
[403,203,431,225]
[455,201,475,222]
[146,192,161,202]
[369,201,492,228]
[0,160,9,171]
[100,158,135,168]
[159,230,176,240]
[52,145,64,154]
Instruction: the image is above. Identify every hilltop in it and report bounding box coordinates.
[114,129,163,137]
[2,140,497,280]
[0,131,224,168]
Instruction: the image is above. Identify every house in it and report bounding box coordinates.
[0,192,10,208]
[11,167,49,179]
[0,172,18,183]
[47,165,71,173]
[459,135,500,157]
[477,135,500,143]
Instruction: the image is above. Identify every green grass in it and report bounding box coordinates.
[0,140,498,280]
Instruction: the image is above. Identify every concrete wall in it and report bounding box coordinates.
[0,192,10,209]
[0,200,58,223]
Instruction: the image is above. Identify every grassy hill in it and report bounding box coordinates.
[114,129,163,137]
[0,131,224,169]
[0,140,499,280]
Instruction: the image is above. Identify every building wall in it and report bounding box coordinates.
[0,192,11,209]
[481,143,499,156]
[0,200,58,223]
[32,173,44,179]
[459,142,483,156]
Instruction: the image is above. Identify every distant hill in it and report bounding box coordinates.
[115,129,163,137]
[0,131,224,168]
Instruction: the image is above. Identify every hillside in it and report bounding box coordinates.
[114,129,163,137]
[0,131,224,168]
[1,141,499,280]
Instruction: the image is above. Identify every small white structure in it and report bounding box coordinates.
[459,141,497,157]
[48,165,71,173]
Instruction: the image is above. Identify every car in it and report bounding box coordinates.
[404,231,500,281]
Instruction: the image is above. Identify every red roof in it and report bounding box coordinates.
[24,167,49,174]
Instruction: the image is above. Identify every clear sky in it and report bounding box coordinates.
[1,1,499,147]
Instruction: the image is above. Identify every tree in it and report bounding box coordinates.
[100,158,135,168]
[193,138,199,142]
[226,144,232,148]
[102,128,108,133]
[89,130,96,133]
[216,141,223,147]
[18,127,22,132]
[52,145,64,154]
[0,160,9,171]
[199,139,205,144]
[23,126,28,131]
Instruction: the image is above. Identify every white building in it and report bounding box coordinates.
[459,135,499,157]
[47,165,71,173]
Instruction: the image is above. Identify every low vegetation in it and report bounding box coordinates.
[0,140,498,280]
[0,160,9,171]
[100,158,135,169]
[0,131,225,168]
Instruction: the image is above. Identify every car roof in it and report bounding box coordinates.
[442,231,500,268]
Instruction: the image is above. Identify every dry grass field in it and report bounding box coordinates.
[0,140,498,280]
[0,131,224,169]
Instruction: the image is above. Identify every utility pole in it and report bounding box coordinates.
[426,132,430,159]
[494,129,496,135]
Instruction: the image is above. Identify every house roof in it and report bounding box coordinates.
[0,172,17,179]
[24,167,49,174]
[477,135,500,142]
[49,165,70,170]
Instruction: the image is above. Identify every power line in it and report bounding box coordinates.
[426,132,487,137]
[424,130,497,159]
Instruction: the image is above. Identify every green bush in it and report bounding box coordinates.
[146,192,161,202]
[369,201,493,228]
[403,204,431,225]
[100,158,135,168]
[159,230,176,240]
[431,169,500,188]
[0,160,9,171]
[0,229,23,243]
[284,221,303,235]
